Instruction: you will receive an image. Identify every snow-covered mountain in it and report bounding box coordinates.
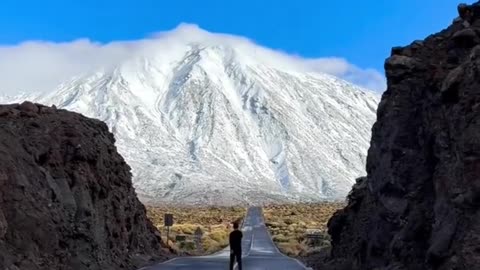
[2,27,379,205]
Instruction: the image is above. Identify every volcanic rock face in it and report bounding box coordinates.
[0,102,168,270]
[320,2,480,270]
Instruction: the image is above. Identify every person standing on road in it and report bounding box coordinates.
[229,222,243,270]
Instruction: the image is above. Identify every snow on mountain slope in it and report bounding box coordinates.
[2,27,379,205]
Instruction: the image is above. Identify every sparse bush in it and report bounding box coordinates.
[263,203,344,257]
[147,206,245,255]
[203,238,222,253]
[180,241,196,251]
[273,234,289,243]
[284,218,294,225]
[173,224,197,235]
[208,229,228,244]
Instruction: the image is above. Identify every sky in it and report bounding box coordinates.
[0,0,469,94]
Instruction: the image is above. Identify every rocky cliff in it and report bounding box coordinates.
[0,102,169,270]
[318,2,480,270]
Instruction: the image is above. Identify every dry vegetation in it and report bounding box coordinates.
[263,203,344,257]
[146,203,343,258]
[147,206,246,255]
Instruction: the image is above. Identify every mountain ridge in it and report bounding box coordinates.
[2,30,379,205]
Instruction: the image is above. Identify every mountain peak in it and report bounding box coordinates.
[5,41,379,204]
[155,23,253,48]
[1,24,380,205]
[93,24,347,81]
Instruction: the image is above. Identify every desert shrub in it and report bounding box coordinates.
[202,238,223,253]
[284,218,294,225]
[263,202,344,257]
[208,229,228,244]
[174,224,200,235]
[273,234,289,243]
[179,241,196,251]
[147,206,246,255]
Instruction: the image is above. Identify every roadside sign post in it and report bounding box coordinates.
[305,229,324,247]
[175,235,186,242]
[164,214,174,246]
[194,227,204,253]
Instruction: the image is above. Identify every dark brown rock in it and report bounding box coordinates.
[314,1,480,270]
[0,209,6,239]
[39,105,57,114]
[385,55,420,69]
[458,3,472,21]
[0,103,170,270]
[18,101,39,113]
[391,47,404,56]
[452,28,479,47]
[441,66,463,93]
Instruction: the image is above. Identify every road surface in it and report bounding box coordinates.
[142,207,309,270]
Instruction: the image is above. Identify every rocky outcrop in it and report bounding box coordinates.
[0,102,169,270]
[317,2,480,270]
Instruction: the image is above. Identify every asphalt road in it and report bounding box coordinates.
[142,207,309,270]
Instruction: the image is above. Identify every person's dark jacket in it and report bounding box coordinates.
[229,230,243,253]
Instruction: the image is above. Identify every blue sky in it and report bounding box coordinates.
[0,0,468,93]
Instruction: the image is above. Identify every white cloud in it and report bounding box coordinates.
[0,23,386,95]
[302,57,386,91]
